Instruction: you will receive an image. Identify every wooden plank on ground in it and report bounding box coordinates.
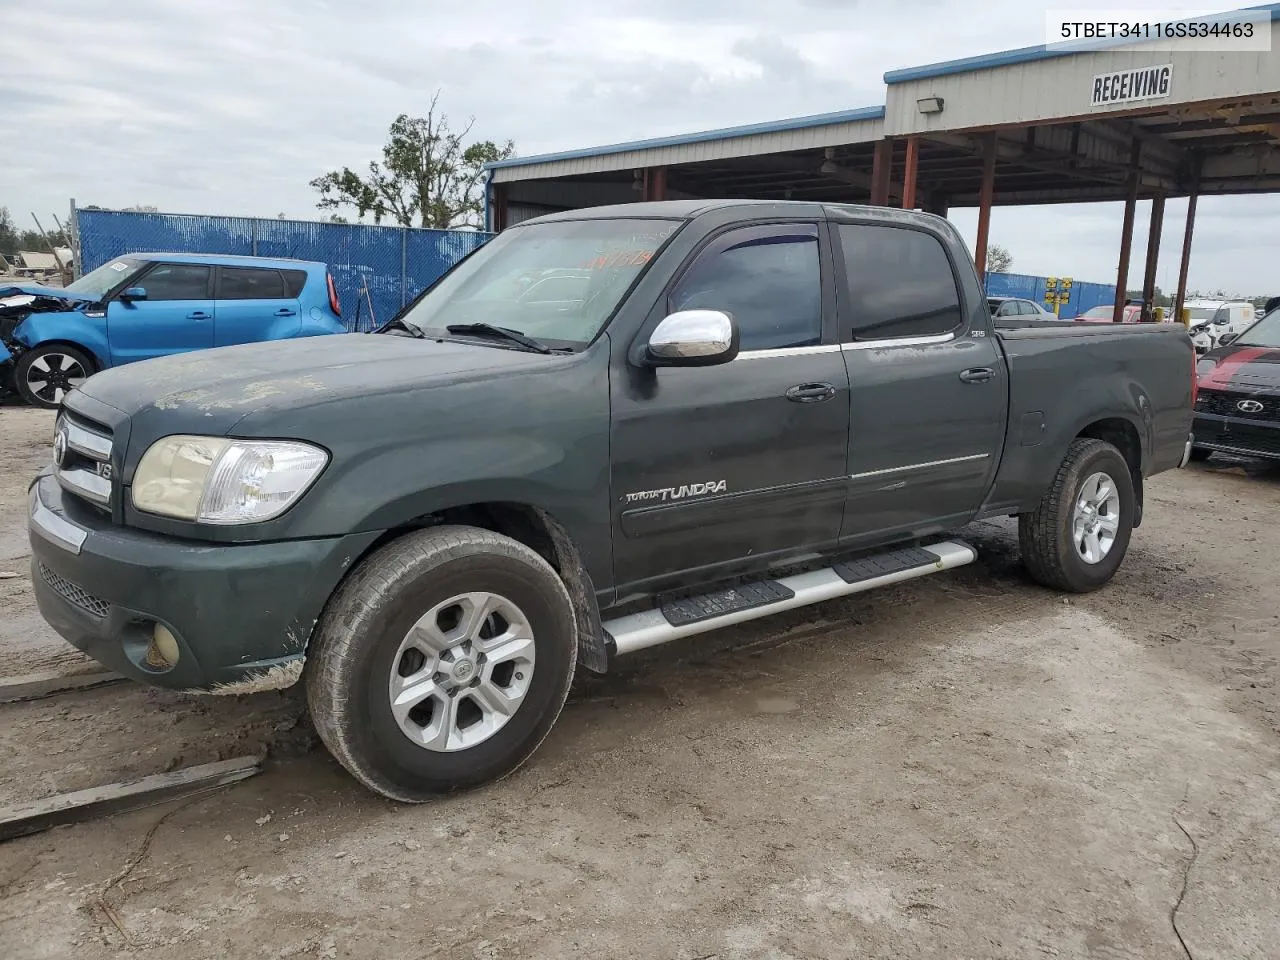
[0,669,125,704]
[0,756,263,842]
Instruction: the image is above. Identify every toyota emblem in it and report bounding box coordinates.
[52,424,68,468]
[1237,399,1264,414]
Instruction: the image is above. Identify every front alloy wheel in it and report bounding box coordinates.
[307,525,578,802]
[16,345,94,409]
[389,592,537,753]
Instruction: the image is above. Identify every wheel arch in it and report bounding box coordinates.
[1074,417,1144,527]
[327,502,610,674]
[12,309,111,369]
[18,338,104,372]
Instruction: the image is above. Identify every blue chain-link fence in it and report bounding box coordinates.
[984,271,1114,319]
[73,208,492,331]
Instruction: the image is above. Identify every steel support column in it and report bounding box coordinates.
[1174,172,1200,326]
[1113,140,1142,323]
[492,183,509,232]
[870,139,894,206]
[643,166,668,202]
[901,136,919,210]
[1141,195,1165,319]
[974,134,996,283]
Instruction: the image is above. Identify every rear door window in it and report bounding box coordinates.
[218,267,287,300]
[834,224,964,340]
[670,223,821,351]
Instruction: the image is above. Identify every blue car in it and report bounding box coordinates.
[0,253,347,408]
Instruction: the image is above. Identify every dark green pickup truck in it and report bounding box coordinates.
[29,200,1195,801]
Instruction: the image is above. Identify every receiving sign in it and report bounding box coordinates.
[1091,64,1172,106]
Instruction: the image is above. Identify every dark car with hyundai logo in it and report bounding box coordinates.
[1191,307,1280,462]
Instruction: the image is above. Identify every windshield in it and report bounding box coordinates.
[1235,310,1280,348]
[398,219,680,347]
[64,258,143,299]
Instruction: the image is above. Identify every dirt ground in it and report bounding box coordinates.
[1,403,1278,960]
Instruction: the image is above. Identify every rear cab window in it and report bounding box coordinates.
[833,223,964,341]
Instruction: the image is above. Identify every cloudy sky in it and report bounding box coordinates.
[1,0,1275,295]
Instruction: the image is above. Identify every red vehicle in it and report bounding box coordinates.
[1077,304,1143,323]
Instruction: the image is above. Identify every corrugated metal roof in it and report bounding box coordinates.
[485,105,885,179]
[885,1,1280,83]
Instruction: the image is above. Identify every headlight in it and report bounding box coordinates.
[132,435,328,524]
[1196,357,1217,378]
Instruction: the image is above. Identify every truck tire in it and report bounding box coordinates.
[15,344,95,409]
[306,525,578,802]
[1018,438,1135,593]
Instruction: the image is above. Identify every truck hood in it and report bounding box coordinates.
[74,333,561,422]
[0,283,97,303]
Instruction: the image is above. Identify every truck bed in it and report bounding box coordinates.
[982,321,1195,516]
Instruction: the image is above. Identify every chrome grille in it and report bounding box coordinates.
[38,562,110,618]
[55,414,114,511]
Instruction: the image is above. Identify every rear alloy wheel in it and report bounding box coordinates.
[1019,438,1136,593]
[1070,472,1121,564]
[15,344,94,409]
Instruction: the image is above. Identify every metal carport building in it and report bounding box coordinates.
[486,3,1280,323]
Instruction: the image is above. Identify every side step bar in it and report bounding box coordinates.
[603,541,976,656]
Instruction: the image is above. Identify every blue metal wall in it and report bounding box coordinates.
[75,209,492,331]
[984,271,1114,319]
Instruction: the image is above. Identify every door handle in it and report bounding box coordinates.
[959,367,994,384]
[274,308,297,317]
[186,311,211,320]
[785,382,837,403]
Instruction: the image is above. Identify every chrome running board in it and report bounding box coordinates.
[603,540,976,656]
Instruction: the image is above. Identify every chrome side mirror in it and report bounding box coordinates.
[645,310,739,367]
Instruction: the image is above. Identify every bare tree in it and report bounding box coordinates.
[986,243,1014,274]
[310,92,515,230]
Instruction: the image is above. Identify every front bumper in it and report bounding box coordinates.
[1192,413,1280,461]
[28,474,381,691]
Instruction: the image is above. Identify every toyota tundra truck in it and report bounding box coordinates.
[27,200,1196,802]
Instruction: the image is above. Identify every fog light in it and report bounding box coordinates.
[146,623,181,670]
